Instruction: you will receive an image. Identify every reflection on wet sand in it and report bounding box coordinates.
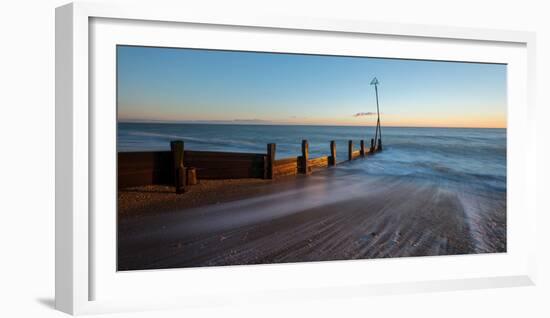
[118,165,506,270]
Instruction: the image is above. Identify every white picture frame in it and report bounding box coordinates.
[55,2,537,315]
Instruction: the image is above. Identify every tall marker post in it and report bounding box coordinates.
[370,77,382,151]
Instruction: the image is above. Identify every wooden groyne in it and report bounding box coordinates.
[118,138,382,192]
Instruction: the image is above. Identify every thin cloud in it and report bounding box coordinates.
[353,112,376,117]
[232,119,272,123]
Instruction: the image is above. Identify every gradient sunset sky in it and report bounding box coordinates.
[117,45,507,128]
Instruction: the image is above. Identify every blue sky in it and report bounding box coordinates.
[117,45,507,128]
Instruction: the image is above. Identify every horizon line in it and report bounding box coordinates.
[117,119,506,129]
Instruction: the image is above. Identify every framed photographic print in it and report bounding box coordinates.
[56,2,537,315]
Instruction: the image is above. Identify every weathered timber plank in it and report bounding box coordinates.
[273,162,298,170]
[196,167,265,179]
[273,166,298,176]
[274,157,298,166]
[184,150,265,159]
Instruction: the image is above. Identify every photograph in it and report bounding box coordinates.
[116,45,507,271]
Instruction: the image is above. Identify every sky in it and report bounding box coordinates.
[117,45,507,128]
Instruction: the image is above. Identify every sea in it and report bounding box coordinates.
[118,122,506,193]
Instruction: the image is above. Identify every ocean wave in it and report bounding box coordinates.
[118,124,506,192]
[124,130,262,150]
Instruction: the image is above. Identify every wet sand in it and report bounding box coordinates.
[118,167,506,271]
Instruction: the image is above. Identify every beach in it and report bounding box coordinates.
[117,124,506,270]
[118,163,506,270]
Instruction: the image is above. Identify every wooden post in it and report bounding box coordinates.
[360,140,366,157]
[263,155,268,179]
[348,140,353,161]
[370,138,375,152]
[301,140,310,175]
[329,140,336,166]
[266,143,276,179]
[170,140,186,194]
[186,167,198,185]
[378,138,383,151]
